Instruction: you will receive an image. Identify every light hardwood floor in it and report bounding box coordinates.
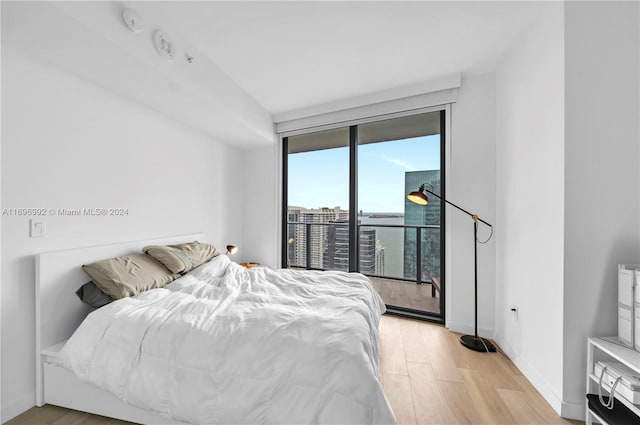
[7,315,580,425]
[379,315,580,425]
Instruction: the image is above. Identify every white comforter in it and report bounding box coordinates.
[57,255,395,424]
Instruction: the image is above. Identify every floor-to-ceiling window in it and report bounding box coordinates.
[283,109,445,321]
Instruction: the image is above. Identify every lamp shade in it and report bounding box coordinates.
[407,190,428,205]
[226,245,238,255]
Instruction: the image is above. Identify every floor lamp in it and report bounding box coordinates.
[407,183,496,353]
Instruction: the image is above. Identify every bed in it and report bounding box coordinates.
[36,234,394,424]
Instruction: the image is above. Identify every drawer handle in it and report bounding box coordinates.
[598,365,623,410]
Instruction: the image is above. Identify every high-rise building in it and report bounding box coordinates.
[358,226,377,274]
[287,206,381,275]
[359,214,401,277]
[287,206,348,268]
[323,221,350,271]
[404,170,441,281]
[374,239,385,276]
[322,221,378,274]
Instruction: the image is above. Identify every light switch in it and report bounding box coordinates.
[30,219,45,237]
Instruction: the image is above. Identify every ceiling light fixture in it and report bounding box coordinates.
[153,30,175,61]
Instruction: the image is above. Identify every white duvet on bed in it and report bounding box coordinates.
[57,255,395,424]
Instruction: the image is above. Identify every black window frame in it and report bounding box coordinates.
[281,109,446,323]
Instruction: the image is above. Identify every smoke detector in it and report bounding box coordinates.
[121,8,143,33]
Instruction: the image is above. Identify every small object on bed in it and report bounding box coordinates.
[82,253,179,299]
[75,281,113,308]
[240,262,260,269]
[143,241,220,274]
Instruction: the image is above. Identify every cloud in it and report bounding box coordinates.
[379,155,416,171]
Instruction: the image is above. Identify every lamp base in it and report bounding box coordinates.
[460,335,496,353]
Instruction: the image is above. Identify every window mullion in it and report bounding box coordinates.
[281,136,289,268]
[349,126,358,272]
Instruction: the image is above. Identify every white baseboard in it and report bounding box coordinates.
[493,334,584,421]
[493,333,515,359]
[511,356,585,421]
[2,392,35,423]
[511,356,563,414]
[446,320,494,339]
[560,400,586,421]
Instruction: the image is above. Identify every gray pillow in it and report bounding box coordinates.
[82,253,179,299]
[143,241,220,274]
[76,281,114,308]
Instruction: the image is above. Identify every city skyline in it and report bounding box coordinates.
[287,168,442,282]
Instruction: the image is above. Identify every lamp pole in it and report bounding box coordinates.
[416,185,495,353]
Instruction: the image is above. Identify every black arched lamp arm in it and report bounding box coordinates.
[409,184,492,229]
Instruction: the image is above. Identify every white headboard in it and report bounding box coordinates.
[35,233,204,405]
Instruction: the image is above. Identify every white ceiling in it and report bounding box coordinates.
[136,1,550,115]
[2,1,551,147]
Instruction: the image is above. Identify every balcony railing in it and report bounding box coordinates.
[286,221,441,286]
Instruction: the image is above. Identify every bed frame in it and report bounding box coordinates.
[35,234,204,424]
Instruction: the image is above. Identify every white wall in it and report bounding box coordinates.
[563,0,640,418]
[494,2,565,413]
[495,1,640,419]
[448,74,497,337]
[1,48,245,421]
[0,1,3,413]
[241,145,279,268]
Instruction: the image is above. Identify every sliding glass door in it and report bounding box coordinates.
[285,128,351,271]
[283,110,445,321]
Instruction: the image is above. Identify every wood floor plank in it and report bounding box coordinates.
[473,351,523,391]
[51,410,93,425]
[5,405,134,425]
[383,372,417,425]
[4,405,68,425]
[407,362,450,425]
[421,325,464,383]
[459,368,518,424]
[497,388,550,425]
[444,330,479,371]
[399,317,432,364]
[437,380,478,424]
[380,315,409,375]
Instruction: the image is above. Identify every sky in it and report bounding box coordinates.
[288,135,440,213]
